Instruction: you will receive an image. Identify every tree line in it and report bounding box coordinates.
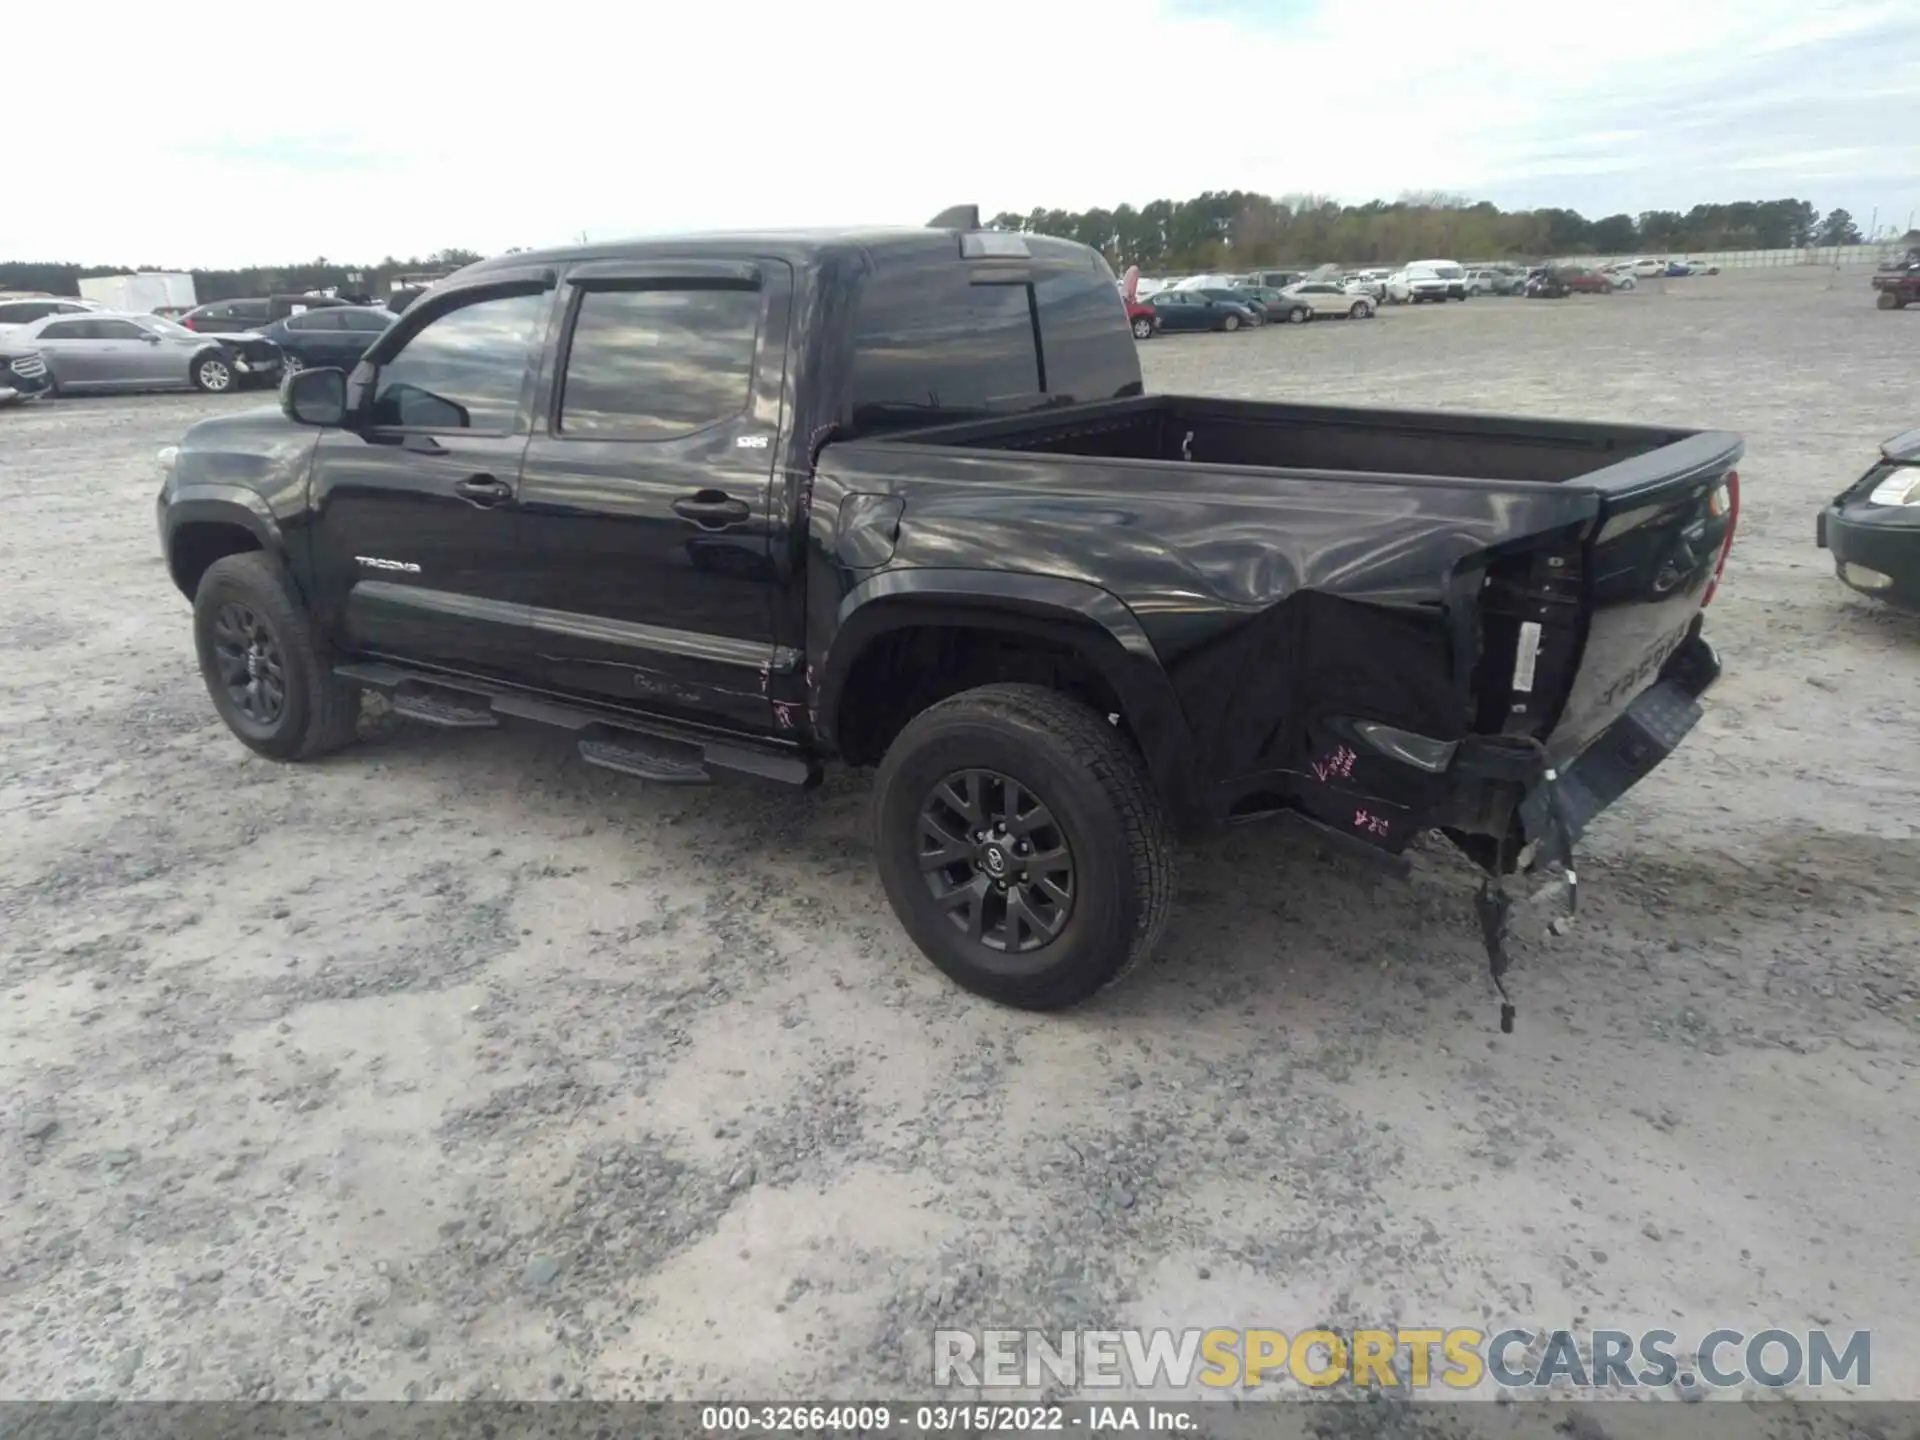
[3,198,1897,299]
[0,249,489,302]
[987,194,1882,271]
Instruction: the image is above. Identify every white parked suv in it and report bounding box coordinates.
[1387,262,1457,304]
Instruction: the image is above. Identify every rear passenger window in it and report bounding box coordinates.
[40,320,90,340]
[1033,267,1141,405]
[557,286,761,440]
[850,280,1040,428]
[370,290,544,432]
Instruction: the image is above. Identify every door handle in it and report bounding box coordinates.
[672,490,752,529]
[453,474,512,508]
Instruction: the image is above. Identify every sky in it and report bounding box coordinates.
[7,0,1918,268]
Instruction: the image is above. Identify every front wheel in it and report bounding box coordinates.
[1349,301,1371,319]
[873,683,1174,1009]
[193,354,234,393]
[282,352,307,374]
[192,552,361,761]
[1131,316,1155,339]
[1221,314,1240,332]
[1288,306,1310,323]
[1878,290,1902,310]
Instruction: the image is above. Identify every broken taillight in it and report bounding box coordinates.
[1701,470,1740,607]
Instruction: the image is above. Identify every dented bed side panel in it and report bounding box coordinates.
[811,440,1602,839]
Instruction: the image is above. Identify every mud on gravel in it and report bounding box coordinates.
[1,267,1915,1405]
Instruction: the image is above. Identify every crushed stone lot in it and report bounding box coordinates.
[1,267,1915,1408]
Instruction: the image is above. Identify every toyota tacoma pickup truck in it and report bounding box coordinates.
[156,207,1742,1024]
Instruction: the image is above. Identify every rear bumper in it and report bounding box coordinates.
[1516,629,1719,871]
[1818,501,1920,610]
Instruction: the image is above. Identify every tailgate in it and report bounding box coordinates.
[1544,431,1742,760]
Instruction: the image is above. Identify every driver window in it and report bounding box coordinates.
[371,290,545,433]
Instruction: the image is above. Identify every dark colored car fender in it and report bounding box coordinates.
[159,485,291,596]
[814,569,1202,820]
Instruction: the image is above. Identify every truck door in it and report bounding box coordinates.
[514,258,791,735]
[304,270,556,680]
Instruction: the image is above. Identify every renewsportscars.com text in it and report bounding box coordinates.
[933,1327,1870,1392]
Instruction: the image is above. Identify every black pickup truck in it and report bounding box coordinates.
[157,207,1742,1021]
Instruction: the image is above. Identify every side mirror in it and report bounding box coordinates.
[282,367,348,427]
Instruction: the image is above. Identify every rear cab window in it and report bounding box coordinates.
[847,245,1139,432]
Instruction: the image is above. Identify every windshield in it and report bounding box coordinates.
[1432,264,1464,279]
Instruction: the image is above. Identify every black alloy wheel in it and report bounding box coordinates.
[917,768,1075,955]
[209,601,287,726]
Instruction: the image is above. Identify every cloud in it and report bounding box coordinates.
[4,0,1915,268]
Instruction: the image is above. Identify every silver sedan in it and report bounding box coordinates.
[10,311,253,395]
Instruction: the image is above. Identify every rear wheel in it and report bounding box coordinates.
[873,684,1173,1010]
[192,552,360,761]
[193,354,234,393]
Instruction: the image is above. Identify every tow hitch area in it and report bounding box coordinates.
[1471,635,1720,1033]
[1476,768,1581,1035]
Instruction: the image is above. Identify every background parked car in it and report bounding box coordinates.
[1195,287,1268,325]
[0,296,102,333]
[1146,289,1260,332]
[0,342,52,404]
[1816,427,1920,611]
[12,311,267,395]
[1525,268,1570,299]
[1235,285,1309,322]
[1282,281,1376,320]
[1124,296,1158,339]
[261,306,395,372]
[1631,258,1668,278]
[1464,267,1524,296]
[179,294,352,334]
[1555,265,1615,294]
[1410,259,1469,300]
[1386,265,1452,304]
[1601,263,1639,291]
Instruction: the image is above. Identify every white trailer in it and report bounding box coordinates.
[77,272,198,314]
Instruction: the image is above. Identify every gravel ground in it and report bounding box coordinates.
[1,266,1915,1409]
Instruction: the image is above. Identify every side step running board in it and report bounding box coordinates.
[336,661,819,789]
[390,692,500,729]
[578,737,709,786]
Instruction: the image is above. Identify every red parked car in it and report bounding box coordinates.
[1556,266,1615,295]
[1125,295,1158,339]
